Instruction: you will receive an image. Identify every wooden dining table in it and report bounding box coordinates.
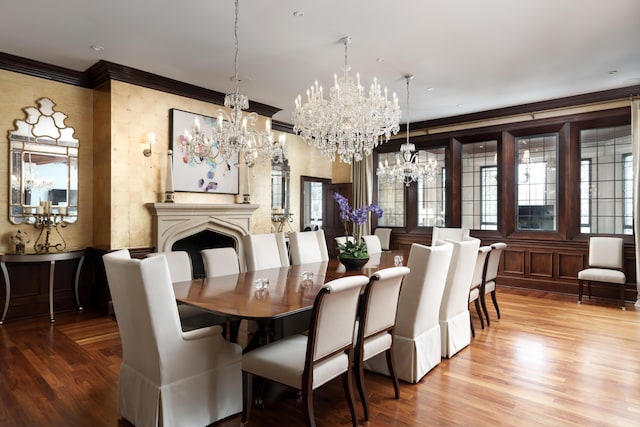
[173,250,406,347]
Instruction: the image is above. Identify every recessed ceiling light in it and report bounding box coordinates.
[427,87,435,92]
[376,58,384,63]
[609,70,618,75]
[90,45,104,52]
[293,10,304,17]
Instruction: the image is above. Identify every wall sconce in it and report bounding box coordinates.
[142,132,156,157]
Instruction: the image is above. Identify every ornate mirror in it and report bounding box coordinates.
[8,97,79,224]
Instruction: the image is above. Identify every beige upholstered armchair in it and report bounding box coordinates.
[103,250,242,427]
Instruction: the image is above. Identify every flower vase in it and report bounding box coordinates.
[15,243,25,255]
[338,255,370,271]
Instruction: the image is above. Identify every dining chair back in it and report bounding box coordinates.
[578,237,627,310]
[146,250,225,332]
[146,250,192,282]
[363,242,453,383]
[103,249,242,427]
[289,229,330,265]
[374,228,392,251]
[355,266,410,420]
[481,242,507,323]
[201,247,240,277]
[438,237,481,358]
[362,234,383,255]
[241,274,369,427]
[243,232,290,271]
[468,246,491,337]
[431,226,470,245]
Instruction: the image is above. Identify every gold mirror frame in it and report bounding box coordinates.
[8,97,79,225]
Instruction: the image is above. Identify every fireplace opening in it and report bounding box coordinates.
[171,230,236,278]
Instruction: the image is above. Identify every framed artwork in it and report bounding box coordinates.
[169,108,239,194]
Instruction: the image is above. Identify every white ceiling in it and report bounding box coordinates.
[2,0,640,126]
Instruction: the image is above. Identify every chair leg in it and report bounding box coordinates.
[241,371,253,424]
[480,292,491,326]
[341,370,358,427]
[302,388,316,427]
[620,284,626,311]
[578,280,584,304]
[491,291,501,319]
[385,348,400,399]
[587,281,592,300]
[470,317,475,338]
[354,354,369,421]
[474,299,484,329]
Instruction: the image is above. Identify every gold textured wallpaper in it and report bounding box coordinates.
[0,70,349,253]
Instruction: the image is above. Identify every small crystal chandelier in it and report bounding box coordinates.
[377,75,439,186]
[293,36,401,164]
[188,0,284,168]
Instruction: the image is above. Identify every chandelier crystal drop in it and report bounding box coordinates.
[179,0,285,168]
[292,36,401,164]
[376,75,438,186]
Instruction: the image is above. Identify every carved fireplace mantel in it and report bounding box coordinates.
[148,203,259,270]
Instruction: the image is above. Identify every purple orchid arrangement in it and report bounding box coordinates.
[333,192,383,259]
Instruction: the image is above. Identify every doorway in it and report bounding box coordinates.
[300,176,351,258]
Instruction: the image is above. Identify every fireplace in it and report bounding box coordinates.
[148,203,259,274]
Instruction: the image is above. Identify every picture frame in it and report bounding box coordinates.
[169,108,239,194]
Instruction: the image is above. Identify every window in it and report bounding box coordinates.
[516,134,557,231]
[376,151,405,227]
[461,140,498,230]
[417,146,446,227]
[579,124,632,234]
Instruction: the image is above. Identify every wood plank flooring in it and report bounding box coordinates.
[1,288,638,426]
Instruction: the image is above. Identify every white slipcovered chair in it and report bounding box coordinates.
[439,237,481,358]
[468,246,491,337]
[200,247,240,277]
[200,247,242,342]
[242,232,290,271]
[481,242,507,323]
[241,275,369,427]
[289,229,330,265]
[103,249,242,427]
[146,251,225,332]
[362,234,383,255]
[374,228,392,251]
[578,237,627,310]
[354,266,410,420]
[431,226,470,246]
[363,242,453,383]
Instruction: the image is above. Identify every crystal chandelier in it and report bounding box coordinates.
[181,0,284,168]
[293,36,401,164]
[377,75,439,186]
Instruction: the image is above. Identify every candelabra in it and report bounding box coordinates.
[33,212,67,253]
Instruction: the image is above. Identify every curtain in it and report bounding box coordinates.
[632,98,640,307]
[351,154,374,236]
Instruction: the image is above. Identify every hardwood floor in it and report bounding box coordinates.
[1,288,638,426]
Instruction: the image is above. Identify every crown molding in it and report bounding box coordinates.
[0,53,281,118]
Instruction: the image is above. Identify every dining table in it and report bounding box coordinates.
[173,250,406,349]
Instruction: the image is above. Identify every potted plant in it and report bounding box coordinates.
[333,192,383,270]
[10,229,30,255]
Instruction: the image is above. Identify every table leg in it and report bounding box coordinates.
[0,262,10,325]
[49,261,56,323]
[75,255,85,310]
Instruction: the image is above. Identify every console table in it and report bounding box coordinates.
[0,250,85,324]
